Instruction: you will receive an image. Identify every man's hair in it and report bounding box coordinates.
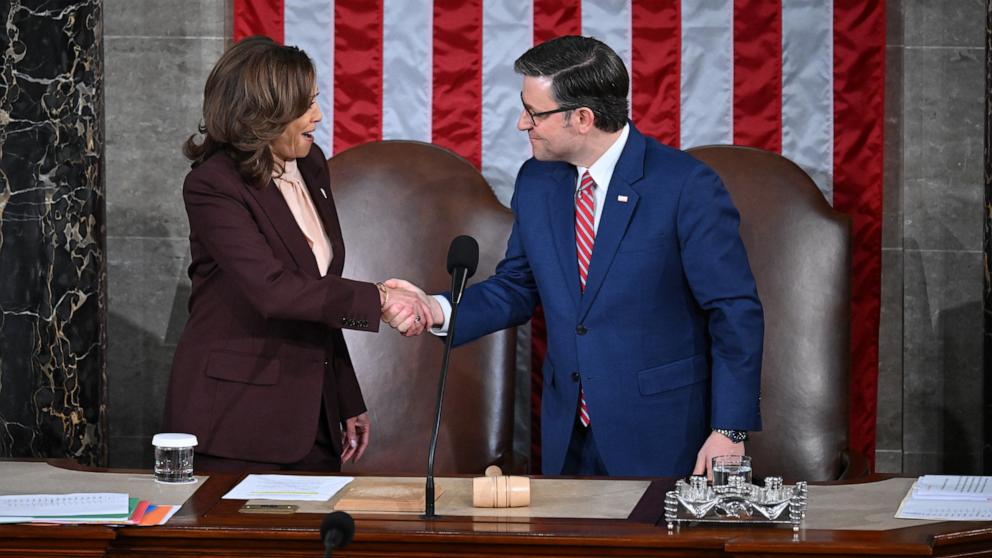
[184,36,316,186]
[514,35,629,133]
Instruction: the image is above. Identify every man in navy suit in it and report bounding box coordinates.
[387,36,762,477]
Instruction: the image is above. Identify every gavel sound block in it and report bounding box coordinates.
[472,465,531,508]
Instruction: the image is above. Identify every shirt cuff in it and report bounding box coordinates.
[429,295,452,336]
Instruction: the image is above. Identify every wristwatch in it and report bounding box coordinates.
[714,428,749,443]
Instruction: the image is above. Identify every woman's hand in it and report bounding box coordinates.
[380,278,439,336]
[341,412,371,463]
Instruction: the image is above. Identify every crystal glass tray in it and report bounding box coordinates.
[664,475,808,532]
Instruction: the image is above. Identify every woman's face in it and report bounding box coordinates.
[271,89,322,162]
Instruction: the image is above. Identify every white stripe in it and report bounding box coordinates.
[577,210,595,233]
[284,0,334,155]
[582,0,633,115]
[576,235,594,256]
[679,0,733,148]
[482,0,533,207]
[382,0,432,143]
[781,0,834,203]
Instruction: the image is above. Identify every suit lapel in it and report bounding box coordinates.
[244,176,321,277]
[578,126,646,320]
[547,164,581,310]
[298,154,345,276]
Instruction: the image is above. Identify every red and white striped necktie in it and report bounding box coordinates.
[575,171,596,427]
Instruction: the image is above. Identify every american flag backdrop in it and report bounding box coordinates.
[233,0,885,466]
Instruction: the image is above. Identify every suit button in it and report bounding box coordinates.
[576,325,587,335]
[571,372,580,382]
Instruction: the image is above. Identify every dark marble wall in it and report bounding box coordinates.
[0,0,106,465]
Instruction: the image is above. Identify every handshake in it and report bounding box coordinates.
[376,279,443,337]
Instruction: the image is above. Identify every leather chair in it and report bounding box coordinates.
[688,145,867,481]
[329,141,516,475]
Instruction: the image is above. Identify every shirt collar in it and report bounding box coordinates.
[576,123,630,192]
[273,158,304,183]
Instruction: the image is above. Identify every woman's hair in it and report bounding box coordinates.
[184,36,316,186]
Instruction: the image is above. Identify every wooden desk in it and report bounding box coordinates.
[2,467,991,557]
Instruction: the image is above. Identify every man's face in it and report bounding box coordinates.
[517,76,579,162]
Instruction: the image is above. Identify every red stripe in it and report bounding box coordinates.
[833,0,885,468]
[733,0,781,151]
[332,0,382,154]
[533,0,581,44]
[432,0,482,168]
[632,0,680,146]
[233,0,283,43]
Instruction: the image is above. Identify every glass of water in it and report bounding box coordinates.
[152,433,198,484]
[711,454,752,487]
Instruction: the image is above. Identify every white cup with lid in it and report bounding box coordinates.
[152,433,198,484]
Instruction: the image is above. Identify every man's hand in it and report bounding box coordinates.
[380,278,442,336]
[692,430,745,480]
[340,412,370,463]
[377,279,436,336]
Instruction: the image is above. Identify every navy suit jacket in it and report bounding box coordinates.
[452,124,763,476]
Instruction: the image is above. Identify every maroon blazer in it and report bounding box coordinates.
[164,144,380,464]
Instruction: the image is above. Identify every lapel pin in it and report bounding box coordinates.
[320,188,328,199]
[617,195,629,203]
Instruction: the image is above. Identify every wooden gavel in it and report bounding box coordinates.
[472,465,531,508]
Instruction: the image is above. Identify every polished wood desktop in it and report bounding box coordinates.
[1,464,990,557]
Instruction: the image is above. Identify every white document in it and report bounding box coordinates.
[0,493,129,517]
[896,476,992,520]
[912,475,992,501]
[222,474,353,501]
[896,496,992,520]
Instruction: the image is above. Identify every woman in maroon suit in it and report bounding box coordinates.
[164,37,432,472]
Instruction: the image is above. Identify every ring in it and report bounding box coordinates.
[415,315,422,322]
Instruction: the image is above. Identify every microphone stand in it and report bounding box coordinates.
[423,268,469,519]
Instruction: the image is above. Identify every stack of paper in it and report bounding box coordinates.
[0,493,180,525]
[222,474,353,501]
[896,475,992,520]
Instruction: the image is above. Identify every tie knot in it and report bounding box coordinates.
[579,171,596,194]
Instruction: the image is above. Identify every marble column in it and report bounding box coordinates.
[0,0,106,465]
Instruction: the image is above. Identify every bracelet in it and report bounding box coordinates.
[714,428,749,443]
[375,282,388,309]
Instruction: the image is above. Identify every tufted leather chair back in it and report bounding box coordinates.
[689,145,860,481]
[330,141,515,475]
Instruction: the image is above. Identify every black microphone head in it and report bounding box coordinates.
[320,510,355,549]
[446,235,479,278]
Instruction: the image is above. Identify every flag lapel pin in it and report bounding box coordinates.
[617,195,629,203]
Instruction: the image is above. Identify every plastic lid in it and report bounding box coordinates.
[152,433,198,448]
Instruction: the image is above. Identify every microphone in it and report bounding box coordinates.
[320,511,354,558]
[446,235,479,304]
[424,235,479,519]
